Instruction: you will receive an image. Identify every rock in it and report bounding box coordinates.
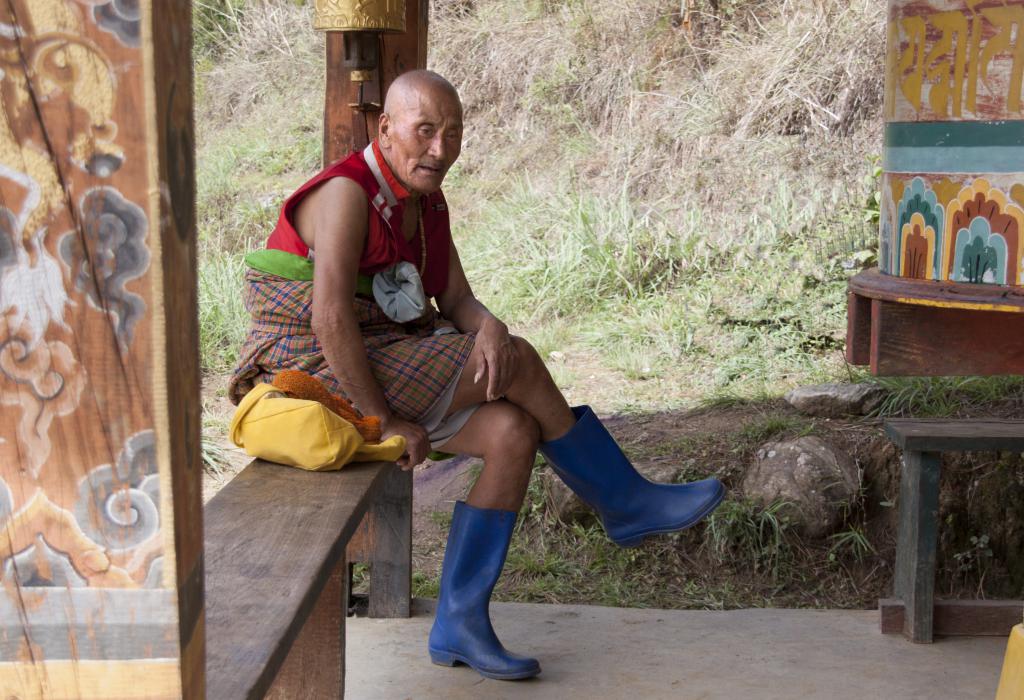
[742,436,860,538]
[784,383,884,418]
[541,470,592,524]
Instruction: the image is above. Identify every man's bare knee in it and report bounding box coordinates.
[485,402,540,459]
[509,336,547,382]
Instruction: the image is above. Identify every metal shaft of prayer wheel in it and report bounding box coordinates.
[846,0,1024,376]
[315,0,410,162]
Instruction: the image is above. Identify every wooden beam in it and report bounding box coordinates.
[0,1,201,696]
[847,269,1024,375]
[880,599,1024,637]
[869,299,1024,375]
[885,419,1024,452]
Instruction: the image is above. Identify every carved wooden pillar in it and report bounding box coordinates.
[0,2,202,697]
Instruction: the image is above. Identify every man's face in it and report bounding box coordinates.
[378,85,463,195]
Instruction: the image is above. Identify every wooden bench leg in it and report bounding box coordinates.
[369,465,413,618]
[266,557,348,698]
[893,449,941,643]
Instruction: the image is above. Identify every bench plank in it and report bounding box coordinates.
[880,599,1023,637]
[205,459,394,699]
[885,419,1024,452]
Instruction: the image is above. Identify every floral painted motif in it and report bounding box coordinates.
[951,217,1008,284]
[943,178,1024,285]
[881,174,1024,286]
[895,177,944,280]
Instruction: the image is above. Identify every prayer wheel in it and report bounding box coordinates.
[846,0,1024,376]
[313,0,406,33]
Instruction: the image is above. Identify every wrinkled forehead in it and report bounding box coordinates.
[391,83,463,125]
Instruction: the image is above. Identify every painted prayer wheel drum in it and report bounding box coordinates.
[313,0,406,32]
[846,0,1024,375]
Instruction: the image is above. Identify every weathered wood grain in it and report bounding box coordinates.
[149,2,205,694]
[845,291,872,365]
[265,559,347,699]
[885,419,1024,452]
[368,466,413,618]
[0,1,200,696]
[869,299,1024,376]
[880,599,1024,637]
[850,268,1024,311]
[894,449,942,643]
[205,459,393,699]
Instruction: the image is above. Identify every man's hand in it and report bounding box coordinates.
[381,415,430,470]
[473,317,517,402]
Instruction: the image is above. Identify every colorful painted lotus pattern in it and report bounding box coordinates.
[881,174,1024,286]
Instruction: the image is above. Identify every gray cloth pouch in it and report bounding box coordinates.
[372,261,429,323]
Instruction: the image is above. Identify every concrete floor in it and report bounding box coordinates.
[346,600,1008,700]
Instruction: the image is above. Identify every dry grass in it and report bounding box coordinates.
[432,0,885,239]
[195,0,323,127]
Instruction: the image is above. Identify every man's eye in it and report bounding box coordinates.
[419,127,435,137]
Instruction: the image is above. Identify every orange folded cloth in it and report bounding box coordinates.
[272,369,382,443]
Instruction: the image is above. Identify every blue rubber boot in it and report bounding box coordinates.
[540,405,726,547]
[428,501,541,680]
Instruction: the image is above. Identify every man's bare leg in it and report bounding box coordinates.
[438,399,539,512]
[447,337,575,442]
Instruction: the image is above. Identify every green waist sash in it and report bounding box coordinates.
[245,248,373,296]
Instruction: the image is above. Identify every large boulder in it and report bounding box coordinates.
[743,436,860,538]
[784,383,884,418]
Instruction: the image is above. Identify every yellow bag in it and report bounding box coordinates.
[229,383,406,471]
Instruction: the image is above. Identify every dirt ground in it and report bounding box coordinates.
[202,372,1024,608]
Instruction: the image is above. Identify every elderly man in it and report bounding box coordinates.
[230,70,724,681]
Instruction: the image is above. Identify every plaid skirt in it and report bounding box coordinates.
[228,270,475,422]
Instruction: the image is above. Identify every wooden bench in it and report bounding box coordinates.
[880,419,1024,643]
[204,459,412,698]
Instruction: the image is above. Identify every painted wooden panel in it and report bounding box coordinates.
[0,1,201,697]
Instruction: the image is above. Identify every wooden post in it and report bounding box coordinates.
[893,450,942,643]
[322,0,429,165]
[0,2,202,697]
[325,3,428,614]
[368,466,413,618]
[266,560,347,699]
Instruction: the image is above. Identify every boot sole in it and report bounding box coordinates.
[429,649,541,680]
[611,481,727,548]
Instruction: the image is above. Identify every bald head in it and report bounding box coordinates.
[383,70,462,117]
[378,70,463,195]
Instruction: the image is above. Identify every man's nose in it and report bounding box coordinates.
[427,134,447,161]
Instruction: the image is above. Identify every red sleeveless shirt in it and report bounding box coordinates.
[265,140,452,297]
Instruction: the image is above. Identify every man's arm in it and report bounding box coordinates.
[306,178,429,467]
[436,240,518,401]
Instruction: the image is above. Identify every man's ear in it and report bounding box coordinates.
[378,112,391,147]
